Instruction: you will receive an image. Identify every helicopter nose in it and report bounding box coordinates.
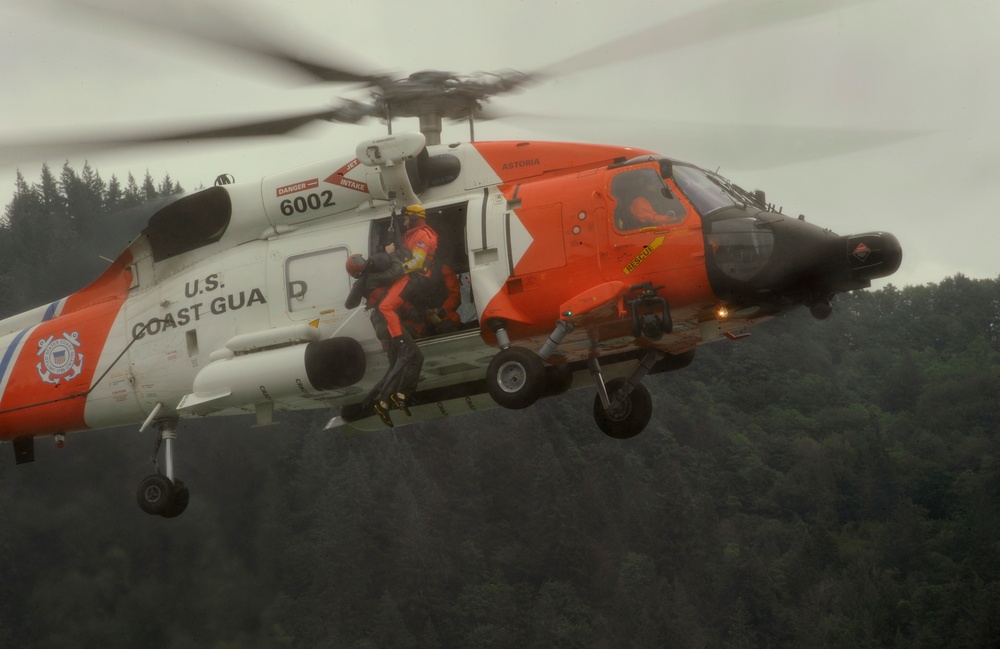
[842,231,903,282]
[704,212,902,309]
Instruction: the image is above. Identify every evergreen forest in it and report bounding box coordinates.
[1,164,999,648]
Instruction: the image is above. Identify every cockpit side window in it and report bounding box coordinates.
[610,168,686,232]
[671,165,737,216]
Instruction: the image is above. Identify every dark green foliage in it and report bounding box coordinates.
[3,173,1000,647]
[0,163,183,313]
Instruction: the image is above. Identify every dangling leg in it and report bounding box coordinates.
[366,309,396,427]
[387,334,423,416]
[377,331,421,417]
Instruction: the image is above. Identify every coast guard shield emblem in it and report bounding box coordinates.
[36,332,84,385]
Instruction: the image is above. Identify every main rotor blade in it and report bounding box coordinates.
[535,0,874,78]
[0,108,358,164]
[50,0,386,85]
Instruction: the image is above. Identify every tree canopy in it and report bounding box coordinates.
[0,163,183,313]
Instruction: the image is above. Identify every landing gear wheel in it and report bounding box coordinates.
[137,417,191,518]
[137,474,175,516]
[160,480,190,519]
[137,475,190,517]
[593,378,653,439]
[487,346,547,409]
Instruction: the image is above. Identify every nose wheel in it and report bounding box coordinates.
[592,378,653,439]
[136,417,190,518]
[589,350,661,439]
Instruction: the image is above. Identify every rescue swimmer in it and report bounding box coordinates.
[356,205,438,426]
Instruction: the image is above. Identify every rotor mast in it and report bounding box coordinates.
[375,70,524,145]
[417,112,443,146]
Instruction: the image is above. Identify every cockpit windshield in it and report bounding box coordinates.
[671,165,738,216]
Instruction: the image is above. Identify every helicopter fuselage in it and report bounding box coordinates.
[0,133,902,446]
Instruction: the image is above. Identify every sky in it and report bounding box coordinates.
[1,0,998,289]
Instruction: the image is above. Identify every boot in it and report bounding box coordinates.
[391,393,412,417]
[373,400,394,428]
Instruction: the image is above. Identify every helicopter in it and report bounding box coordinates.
[0,0,903,518]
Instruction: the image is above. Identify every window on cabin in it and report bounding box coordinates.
[285,247,351,316]
[610,168,686,232]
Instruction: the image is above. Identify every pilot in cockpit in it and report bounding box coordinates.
[613,169,685,231]
[628,174,680,227]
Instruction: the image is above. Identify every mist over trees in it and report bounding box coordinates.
[0,162,183,312]
[1,164,999,647]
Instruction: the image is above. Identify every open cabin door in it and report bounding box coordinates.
[363,198,480,340]
[465,188,513,324]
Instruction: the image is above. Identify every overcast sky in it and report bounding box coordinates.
[2,0,998,288]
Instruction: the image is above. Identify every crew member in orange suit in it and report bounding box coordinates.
[399,262,463,338]
[629,195,672,226]
[375,204,439,420]
[424,263,462,335]
[629,176,682,227]
[344,251,422,428]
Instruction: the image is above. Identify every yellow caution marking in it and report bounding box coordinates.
[622,236,665,276]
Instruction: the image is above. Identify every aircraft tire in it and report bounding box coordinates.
[160,480,190,519]
[593,378,652,439]
[137,474,175,516]
[486,346,546,410]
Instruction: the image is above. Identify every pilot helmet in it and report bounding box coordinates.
[345,253,367,278]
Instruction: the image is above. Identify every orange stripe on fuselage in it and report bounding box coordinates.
[0,252,133,441]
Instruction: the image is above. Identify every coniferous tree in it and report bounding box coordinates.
[123,172,143,208]
[105,175,124,214]
[156,172,183,197]
[141,171,157,202]
[1,163,183,313]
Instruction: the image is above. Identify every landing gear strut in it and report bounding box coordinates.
[486,317,662,439]
[137,417,189,518]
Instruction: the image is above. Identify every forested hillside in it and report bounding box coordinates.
[1,166,999,648]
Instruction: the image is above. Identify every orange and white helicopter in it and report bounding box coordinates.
[0,1,902,517]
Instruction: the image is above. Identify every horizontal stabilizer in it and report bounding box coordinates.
[176,390,232,412]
